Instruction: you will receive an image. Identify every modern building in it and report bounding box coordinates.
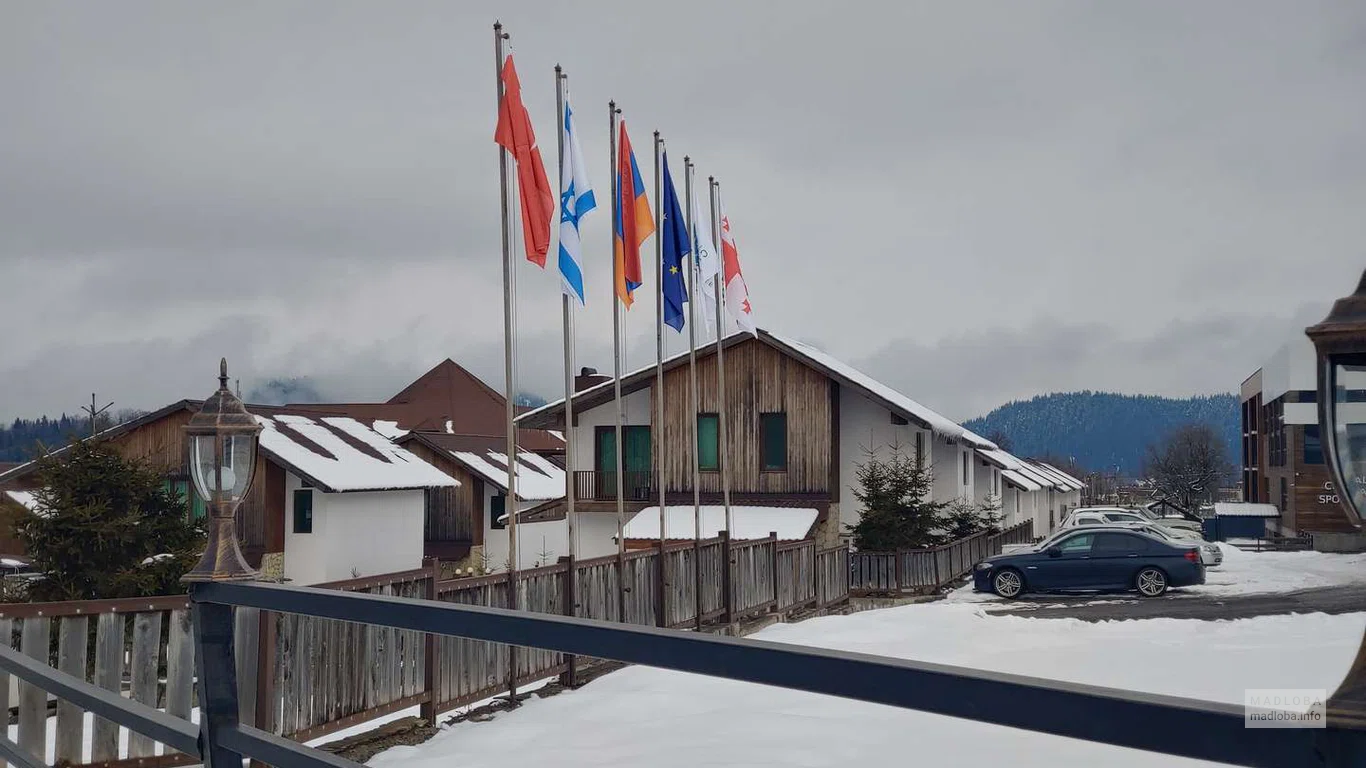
[1240,331,1354,535]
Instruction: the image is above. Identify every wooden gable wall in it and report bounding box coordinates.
[654,337,833,496]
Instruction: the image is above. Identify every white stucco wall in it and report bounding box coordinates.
[282,472,425,585]
[930,434,974,505]
[837,387,928,530]
[569,389,652,472]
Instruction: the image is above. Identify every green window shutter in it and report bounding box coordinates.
[697,414,720,471]
[760,413,787,471]
[293,490,313,534]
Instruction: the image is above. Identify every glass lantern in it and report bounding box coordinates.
[1306,269,1366,730]
[181,358,263,582]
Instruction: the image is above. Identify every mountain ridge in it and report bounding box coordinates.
[964,391,1238,476]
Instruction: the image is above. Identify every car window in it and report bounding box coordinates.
[1057,533,1094,554]
[1103,513,1138,522]
[1093,533,1145,553]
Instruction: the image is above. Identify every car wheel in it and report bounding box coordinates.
[1135,567,1168,597]
[992,568,1025,599]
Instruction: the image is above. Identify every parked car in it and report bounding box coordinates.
[973,529,1205,598]
[1062,508,1203,535]
[1057,516,1222,567]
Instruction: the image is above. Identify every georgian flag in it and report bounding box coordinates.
[557,93,596,304]
[718,193,756,336]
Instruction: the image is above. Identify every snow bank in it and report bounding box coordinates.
[369,605,1365,768]
[1194,547,1366,597]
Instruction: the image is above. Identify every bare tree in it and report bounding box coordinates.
[1143,424,1231,511]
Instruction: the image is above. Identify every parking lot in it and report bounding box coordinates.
[947,544,1366,621]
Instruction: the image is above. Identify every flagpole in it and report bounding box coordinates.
[653,131,668,628]
[610,101,626,624]
[493,20,520,705]
[556,63,578,685]
[710,177,733,541]
[685,157,702,630]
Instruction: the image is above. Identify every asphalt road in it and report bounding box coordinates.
[983,583,1366,621]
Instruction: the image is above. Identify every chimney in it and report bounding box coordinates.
[575,366,612,393]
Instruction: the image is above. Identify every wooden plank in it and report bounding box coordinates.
[92,613,126,761]
[18,618,50,762]
[129,611,164,758]
[56,615,90,765]
[166,609,196,723]
[279,612,298,736]
[235,607,260,727]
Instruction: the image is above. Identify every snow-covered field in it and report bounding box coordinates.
[947,545,1366,605]
[369,604,1365,768]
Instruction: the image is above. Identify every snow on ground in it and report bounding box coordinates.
[946,545,1366,604]
[369,604,1364,768]
[1194,544,1366,596]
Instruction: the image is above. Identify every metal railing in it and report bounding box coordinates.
[1,578,1362,768]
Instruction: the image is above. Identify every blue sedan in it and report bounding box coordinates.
[972,529,1205,598]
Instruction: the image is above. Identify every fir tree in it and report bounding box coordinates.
[943,494,1006,540]
[847,443,949,551]
[16,439,206,601]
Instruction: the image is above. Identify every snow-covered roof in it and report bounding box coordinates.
[451,448,565,501]
[1213,503,1281,518]
[3,490,39,512]
[1025,461,1085,491]
[623,505,819,541]
[518,329,994,449]
[256,414,459,493]
[1000,469,1043,492]
[372,420,409,440]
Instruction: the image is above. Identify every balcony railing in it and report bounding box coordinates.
[571,471,738,501]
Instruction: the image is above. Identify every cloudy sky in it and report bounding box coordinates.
[2,1,1363,424]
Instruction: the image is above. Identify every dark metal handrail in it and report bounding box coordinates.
[189,580,1349,768]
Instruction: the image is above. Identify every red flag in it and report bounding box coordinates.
[494,53,554,267]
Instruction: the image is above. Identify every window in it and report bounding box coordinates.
[1057,533,1093,554]
[292,489,313,534]
[1304,425,1324,465]
[491,494,507,530]
[961,451,969,486]
[1093,533,1144,554]
[759,413,787,471]
[697,414,720,471]
[914,432,925,466]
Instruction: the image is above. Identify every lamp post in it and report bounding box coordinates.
[1307,269,1366,737]
[181,358,262,582]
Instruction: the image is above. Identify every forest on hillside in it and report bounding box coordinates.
[964,391,1238,476]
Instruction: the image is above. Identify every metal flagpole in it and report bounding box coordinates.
[493,21,520,704]
[685,158,703,630]
[556,64,578,686]
[610,101,626,624]
[710,177,733,624]
[653,131,667,627]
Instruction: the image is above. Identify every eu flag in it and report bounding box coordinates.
[660,152,690,331]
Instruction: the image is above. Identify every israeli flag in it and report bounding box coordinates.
[558,93,596,304]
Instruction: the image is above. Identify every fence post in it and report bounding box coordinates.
[721,530,734,626]
[191,587,245,768]
[560,555,578,687]
[420,557,438,723]
[932,547,941,590]
[250,605,277,765]
[815,545,824,608]
[893,548,904,593]
[770,532,780,611]
[656,539,668,628]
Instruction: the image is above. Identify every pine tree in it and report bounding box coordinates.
[847,443,949,551]
[16,439,206,601]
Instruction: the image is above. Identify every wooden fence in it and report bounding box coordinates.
[849,521,1035,596]
[1,535,850,767]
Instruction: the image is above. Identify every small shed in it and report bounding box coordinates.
[1204,503,1280,541]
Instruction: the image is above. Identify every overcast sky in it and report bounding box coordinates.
[2,1,1364,424]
